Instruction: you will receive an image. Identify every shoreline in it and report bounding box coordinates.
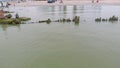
[9,1,120,7]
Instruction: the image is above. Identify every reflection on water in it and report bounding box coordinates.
[63,6,67,14]
[1,5,120,68]
[6,5,102,22]
[0,24,21,39]
[74,21,80,26]
[0,24,21,32]
[73,5,77,14]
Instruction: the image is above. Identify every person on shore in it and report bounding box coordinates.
[15,13,19,19]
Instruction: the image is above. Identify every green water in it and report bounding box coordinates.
[0,5,120,68]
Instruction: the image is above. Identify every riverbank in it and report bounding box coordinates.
[9,0,120,7]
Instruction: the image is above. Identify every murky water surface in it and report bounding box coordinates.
[0,5,120,68]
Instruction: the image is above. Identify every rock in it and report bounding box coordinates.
[62,18,66,22]
[39,20,46,23]
[5,14,12,19]
[12,19,21,24]
[109,16,118,21]
[0,15,31,24]
[66,18,71,22]
[3,11,14,13]
[73,16,80,23]
[73,16,79,21]
[39,19,51,24]
[95,17,101,22]
[46,18,51,24]
[0,19,13,24]
[102,18,107,21]
[0,19,21,24]
[18,17,31,21]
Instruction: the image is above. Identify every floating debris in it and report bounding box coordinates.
[55,18,71,22]
[66,18,71,22]
[95,16,118,22]
[39,18,51,24]
[95,17,101,22]
[73,16,80,23]
[102,18,107,21]
[109,16,118,21]
[38,16,80,25]
[46,18,51,24]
